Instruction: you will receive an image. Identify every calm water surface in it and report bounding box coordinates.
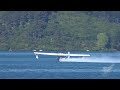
[0,51,120,79]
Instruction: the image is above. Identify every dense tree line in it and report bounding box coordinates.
[0,11,120,51]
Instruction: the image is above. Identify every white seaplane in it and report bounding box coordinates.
[33,50,90,62]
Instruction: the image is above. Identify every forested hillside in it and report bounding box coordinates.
[0,11,120,51]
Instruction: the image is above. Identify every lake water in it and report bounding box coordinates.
[0,51,120,79]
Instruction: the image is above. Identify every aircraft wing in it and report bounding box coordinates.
[34,52,90,57]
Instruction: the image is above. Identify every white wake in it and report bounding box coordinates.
[59,57,120,63]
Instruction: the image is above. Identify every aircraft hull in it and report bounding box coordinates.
[59,57,85,62]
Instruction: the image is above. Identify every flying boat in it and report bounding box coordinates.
[33,51,90,62]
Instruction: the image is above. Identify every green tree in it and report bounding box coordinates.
[96,33,109,50]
